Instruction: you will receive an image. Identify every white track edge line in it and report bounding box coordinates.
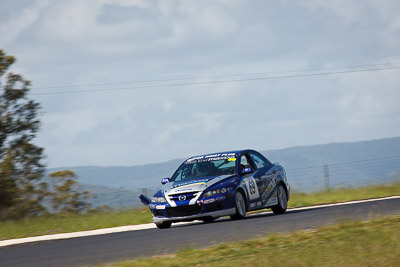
[1,195,399,248]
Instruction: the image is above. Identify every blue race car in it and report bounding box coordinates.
[140,149,290,229]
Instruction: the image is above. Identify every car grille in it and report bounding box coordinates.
[168,192,199,202]
[166,205,201,217]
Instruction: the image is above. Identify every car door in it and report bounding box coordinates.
[249,152,277,206]
[239,154,260,206]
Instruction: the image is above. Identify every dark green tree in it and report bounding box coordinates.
[0,49,47,219]
[48,170,92,213]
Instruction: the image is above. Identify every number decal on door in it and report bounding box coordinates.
[245,177,259,200]
[249,179,256,195]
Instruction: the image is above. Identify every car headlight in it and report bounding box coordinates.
[203,187,231,198]
[151,196,167,203]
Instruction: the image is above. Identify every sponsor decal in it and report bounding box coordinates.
[156,205,166,210]
[250,203,256,208]
[174,188,194,192]
[261,176,278,202]
[186,153,236,164]
[172,180,208,189]
[204,198,216,204]
[261,190,268,203]
[263,186,279,207]
[216,196,226,201]
[198,198,218,204]
[268,197,278,206]
[257,202,262,206]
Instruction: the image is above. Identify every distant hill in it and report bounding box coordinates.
[80,184,152,209]
[49,159,183,190]
[264,137,400,192]
[264,137,400,169]
[50,137,400,207]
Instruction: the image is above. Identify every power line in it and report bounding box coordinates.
[31,61,400,91]
[2,154,400,176]
[286,155,400,171]
[30,65,400,96]
[291,158,400,173]
[328,155,400,167]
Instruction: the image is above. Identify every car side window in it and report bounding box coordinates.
[250,153,270,169]
[240,155,249,168]
[240,154,255,171]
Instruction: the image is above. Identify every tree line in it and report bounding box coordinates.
[0,49,94,220]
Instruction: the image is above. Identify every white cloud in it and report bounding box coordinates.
[192,112,225,135]
[1,0,399,167]
[0,0,48,47]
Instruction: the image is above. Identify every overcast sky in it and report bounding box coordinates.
[1,0,400,168]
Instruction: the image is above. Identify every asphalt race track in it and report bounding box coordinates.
[1,197,400,267]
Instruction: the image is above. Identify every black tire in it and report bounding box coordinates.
[230,191,246,220]
[271,184,287,215]
[155,222,172,229]
[202,217,215,223]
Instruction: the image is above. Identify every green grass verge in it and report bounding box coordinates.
[100,215,400,267]
[288,181,400,208]
[0,208,152,241]
[1,181,399,241]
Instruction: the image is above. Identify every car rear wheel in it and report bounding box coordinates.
[230,191,246,220]
[155,222,172,229]
[271,184,287,215]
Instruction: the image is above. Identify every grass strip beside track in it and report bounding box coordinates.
[100,215,400,267]
[288,181,400,207]
[1,181,399,241]
[0,209,152,241]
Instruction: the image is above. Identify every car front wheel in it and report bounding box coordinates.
[230,191,246,220]
[155,221,172,229]
[271,184,287,215]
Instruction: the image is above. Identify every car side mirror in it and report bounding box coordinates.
[161,177,170,185]
[241,167,253,174]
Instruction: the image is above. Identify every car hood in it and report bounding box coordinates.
[162,175,234,195]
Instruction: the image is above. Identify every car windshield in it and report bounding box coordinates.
[171,154,237,182]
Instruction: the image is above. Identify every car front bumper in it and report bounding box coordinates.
[152,207,236,224]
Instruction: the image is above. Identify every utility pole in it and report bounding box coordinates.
[323,165,330,190]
